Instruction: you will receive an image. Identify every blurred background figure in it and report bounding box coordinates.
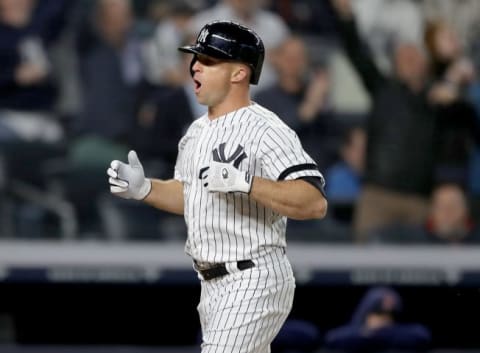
[141,0,198,87]
[330,0,435,242]
[371,183,480,245]
[271,319,322,353]
[255,34,345,243]
[133,47,205,178]
[254,35,335,169]
[423,18,480,192]
[325,125,366,225]
[74,0,142,144]
[422,0,480,62]
[0,0,73,238]
[325,286,431,352]
[189,0,290,91]
[351,0,424,74]
[65,0,144,237]
[424,19,475,89]
[0,0,69,144]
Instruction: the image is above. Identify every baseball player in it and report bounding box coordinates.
[107,21,327,353]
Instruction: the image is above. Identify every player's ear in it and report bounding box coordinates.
[231,64,249,84]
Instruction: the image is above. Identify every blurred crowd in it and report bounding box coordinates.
[273,286,431,353]
[1,0,480,244]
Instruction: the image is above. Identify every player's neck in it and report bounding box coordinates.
[208,89,251,120]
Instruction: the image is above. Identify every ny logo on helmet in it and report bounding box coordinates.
[198,28,209,43]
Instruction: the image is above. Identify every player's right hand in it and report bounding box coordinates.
[107,150,152,200]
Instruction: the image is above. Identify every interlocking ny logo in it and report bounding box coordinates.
[198,28,209,43]
[198,143,248,186]
[212,143,247,167]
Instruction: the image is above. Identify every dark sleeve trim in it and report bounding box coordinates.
[298,176,327,198]
[278,163,318,181]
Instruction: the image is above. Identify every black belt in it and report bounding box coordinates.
[194,259,255,281]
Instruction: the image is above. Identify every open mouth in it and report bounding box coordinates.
[194,79,202,92]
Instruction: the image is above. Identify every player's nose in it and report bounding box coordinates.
[192,57,202,73]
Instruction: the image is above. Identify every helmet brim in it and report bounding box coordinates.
[178,44,234,61]
[178,44,199,54]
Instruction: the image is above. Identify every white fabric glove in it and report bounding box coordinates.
[206,161,252,194]
[107,150,152,200]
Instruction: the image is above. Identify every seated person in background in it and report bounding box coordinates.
[74,0,143,144]
[254,35,335,168]
[325,125,365,223]
[371,183,480,244]
[0,0,70,144]
[133,44,206,177]
[325,286,431,353]
[141,1,197,87]
[326,126,366,199]
[271,319,322,353]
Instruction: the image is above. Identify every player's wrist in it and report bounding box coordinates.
[237,170,253,194]
[136,178,152,200]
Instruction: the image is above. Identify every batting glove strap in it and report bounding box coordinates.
[207,161,252,194]
[136,178,152,200]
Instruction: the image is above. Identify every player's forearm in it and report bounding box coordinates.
[249,177,327,220]
[143,179,184,215]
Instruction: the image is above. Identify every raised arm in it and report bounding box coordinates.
[330,0,385,94]
[107,150,184,215]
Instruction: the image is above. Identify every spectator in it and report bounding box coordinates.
[371,183,480,245]
[189,0,290,91]
[269,0,339,37]
[272,319,322,353]
[424,19,475,93]
[141,1,197,86]
[325,286,431,352]
[325,126,365,224]
[326,126,365,202]
[422,0,480,59]
[0,0,72,238]
[66,0,144,236]
[74,0,142,143]
[330,0,435,242]
[0,0,70,143]
[254,35,334,168]
[424,19,480,186]
[351,0,424,74]
[134,49,206,175]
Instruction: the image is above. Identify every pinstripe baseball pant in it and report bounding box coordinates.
[197,248,295,353]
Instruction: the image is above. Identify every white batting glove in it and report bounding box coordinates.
[206,161,252,194]
[107,150,152,200]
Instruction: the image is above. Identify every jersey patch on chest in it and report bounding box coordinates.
[212,142,247,168]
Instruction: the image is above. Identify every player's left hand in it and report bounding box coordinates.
[206,161,252,194]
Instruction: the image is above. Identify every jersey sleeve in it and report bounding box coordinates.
[174,134,188,182]
[259,125,326,187]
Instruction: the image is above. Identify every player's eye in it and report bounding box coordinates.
[197,55,221,66]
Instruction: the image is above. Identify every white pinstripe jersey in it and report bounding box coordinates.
[174,102,324,263]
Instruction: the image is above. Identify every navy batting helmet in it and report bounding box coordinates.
[178,21,265,85]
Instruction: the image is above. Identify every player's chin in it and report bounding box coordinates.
[195,95,207,105]
[195,94,210,105]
